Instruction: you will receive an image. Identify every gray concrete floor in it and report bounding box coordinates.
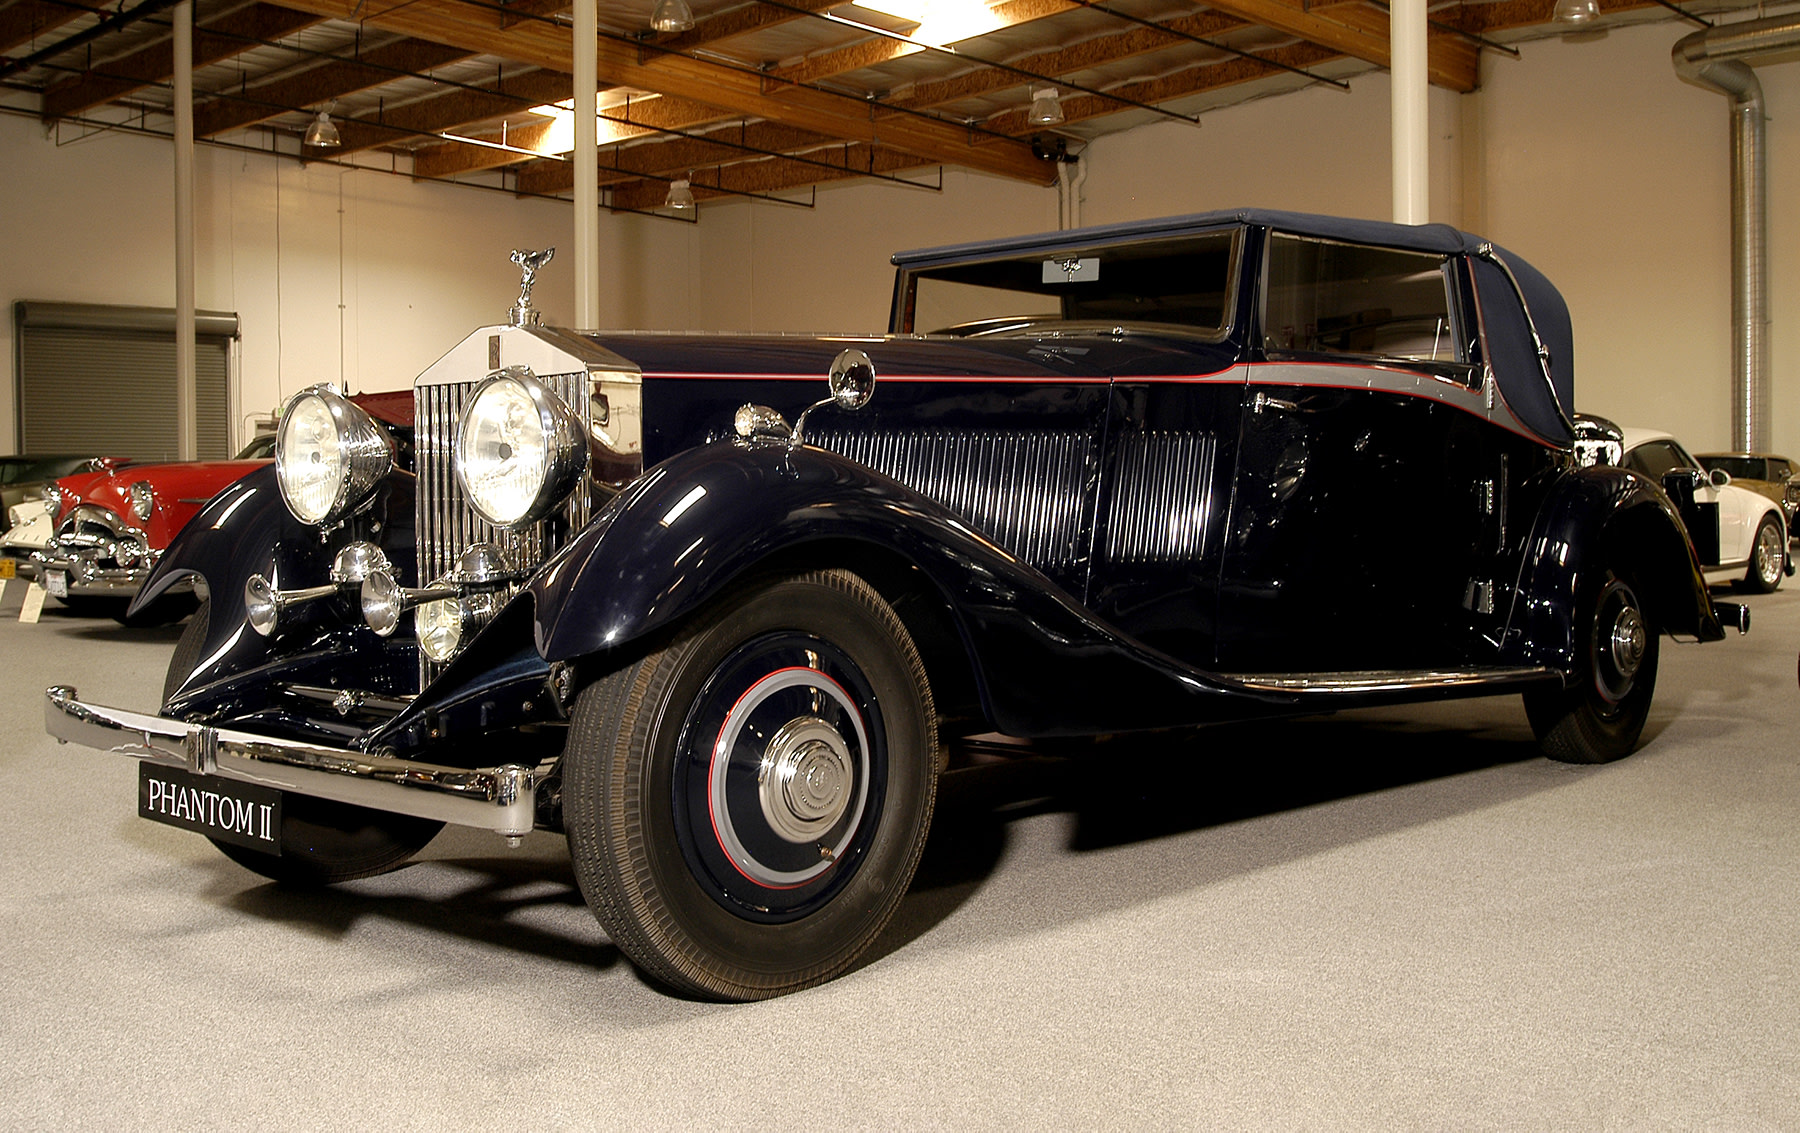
[2,580,1797,1129]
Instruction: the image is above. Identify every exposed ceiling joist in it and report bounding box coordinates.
[1198,0,1478,91]
[0,0,112,55]
[42,3,324,119]
[194,35,479,136]
[263,0,1059,183]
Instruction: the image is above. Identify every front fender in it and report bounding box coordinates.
[1504,464,1724,674]
[529,441,1292,736]
[144,466,422,717]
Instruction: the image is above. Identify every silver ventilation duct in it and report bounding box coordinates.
[1673,13,1800,452]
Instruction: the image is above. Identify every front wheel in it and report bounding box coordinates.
[564,569,938,1001]
[1740,514,1785,593]
[1524,569,1659,763]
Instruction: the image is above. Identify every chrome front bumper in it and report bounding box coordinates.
[29,547,165,595]
[44,686,538,838]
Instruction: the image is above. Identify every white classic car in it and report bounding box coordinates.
[0,496,55,581]
[1622,426,1791,592]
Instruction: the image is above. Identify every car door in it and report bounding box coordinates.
[1213,231,1496,672]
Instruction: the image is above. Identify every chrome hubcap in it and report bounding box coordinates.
[708,665,871,888]
[1756,524,1783,583]
[1609,607,1646,681]
[759,716,853,843]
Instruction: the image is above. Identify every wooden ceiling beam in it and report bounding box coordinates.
[518,120,836,193]
[886,9,1245,112]
[0,0,110,55]
[42,3,324,120]
[606,142,924,210]
[265,0,1058,183]
[980,40,1343,133]
[768,0,1082,88]
[1453,0,1660,33]
[1194,0,1476,91]
[412,117,556,174]
[330,66,574,153]
[650,0,845,53]
[193,37,478,136]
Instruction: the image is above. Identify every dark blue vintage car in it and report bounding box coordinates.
[46,208,1741,1000]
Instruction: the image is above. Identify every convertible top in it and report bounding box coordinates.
[892,207,1575,445]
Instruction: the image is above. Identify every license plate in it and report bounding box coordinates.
[45,570,68,598]
[0,559,13,580]
[139,764,282,854]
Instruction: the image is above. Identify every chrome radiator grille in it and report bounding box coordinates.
[811,429,1092,571]
[414,372,595,683]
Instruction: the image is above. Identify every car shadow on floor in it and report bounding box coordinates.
[870,706,1571,966]
[206,701,1601,998]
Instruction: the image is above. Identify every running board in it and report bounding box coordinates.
[1213,665,1559,704]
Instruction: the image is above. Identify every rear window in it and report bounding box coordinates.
[1698,455,1764,480]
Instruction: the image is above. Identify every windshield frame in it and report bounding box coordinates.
[891,226,1242,342]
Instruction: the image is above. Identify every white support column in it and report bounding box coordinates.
[174,1,197,458]
[573,0,599,330]
[1390,0,1429,224]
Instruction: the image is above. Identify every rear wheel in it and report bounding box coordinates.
[1740,514,1785,593]
[564,569,937,1001]
[1524,569,1658,763]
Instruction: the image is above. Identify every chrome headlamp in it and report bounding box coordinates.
[128,481,155,522]
[453,367,589,529]
[275,385,393,526]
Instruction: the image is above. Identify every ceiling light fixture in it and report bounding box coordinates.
[651,0,695,33]
[665,178,696,213]
[1027,87,1064,126]
[1552,0,1601,23]
[304,106,341,148]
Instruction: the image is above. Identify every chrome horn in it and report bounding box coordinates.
[246,543,394,637]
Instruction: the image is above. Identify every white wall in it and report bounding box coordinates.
[4,15,1798,456]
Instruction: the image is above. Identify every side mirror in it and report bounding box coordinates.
[828,348,876,410]
[791,348,879,445]
[1708,467,1731,489]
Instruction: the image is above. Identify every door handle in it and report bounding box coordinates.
[1252,391,1298,414]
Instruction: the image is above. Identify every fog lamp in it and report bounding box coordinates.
[415,581,464,662]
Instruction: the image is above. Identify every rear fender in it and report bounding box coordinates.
[528,441,1284,737]
[1503,465,1724,676]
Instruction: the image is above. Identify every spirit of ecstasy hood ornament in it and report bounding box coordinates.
[509,247,554,327]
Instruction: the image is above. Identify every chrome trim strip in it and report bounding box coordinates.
[45,686,537,837]
[1214,666,1556,695]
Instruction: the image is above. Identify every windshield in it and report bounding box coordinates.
[235,436,276,460]
[897,230,1237,337]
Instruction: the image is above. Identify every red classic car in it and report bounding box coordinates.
[27,391,411,623]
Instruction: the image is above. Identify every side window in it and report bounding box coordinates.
[1262,234,1463,368]
[1625,441,1687,480]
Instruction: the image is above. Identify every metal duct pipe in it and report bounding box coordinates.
[1673,13,1800,451]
